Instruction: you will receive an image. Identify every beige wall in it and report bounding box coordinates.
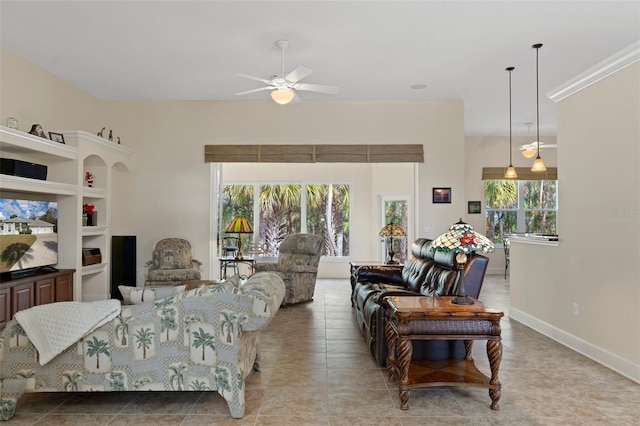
[100,100,464,280]
[1,48,467,282]
[0,49,100,132]
[510,62,640,382]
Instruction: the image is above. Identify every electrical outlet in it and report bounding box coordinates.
[572,302,579,316]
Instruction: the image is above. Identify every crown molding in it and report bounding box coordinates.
[548,40,640,103]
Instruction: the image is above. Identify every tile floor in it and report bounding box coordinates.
[9,276,640,425]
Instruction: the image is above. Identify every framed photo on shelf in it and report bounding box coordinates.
[432,187,451,204]
[468,201,481,214]
[49,132,65,144]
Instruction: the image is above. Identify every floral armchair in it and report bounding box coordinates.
[254,233,324,305]
[0,272,286,420]
[145,238,202,285]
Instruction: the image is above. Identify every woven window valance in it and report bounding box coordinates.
[482,167,557,180]
[204,144,424,163]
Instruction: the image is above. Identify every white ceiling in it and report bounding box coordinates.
[1,1,638,136]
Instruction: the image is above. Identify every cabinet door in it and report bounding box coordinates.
[12,282,34,316]
[55,273,73,302]
[0,287,10,330]
[35,278,55,305]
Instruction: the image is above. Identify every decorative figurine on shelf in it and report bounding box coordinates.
[29,124,47,139]
[6,117,18,130]
[108,130,113,141]
[85,171,94,187]
[117,137,121,144]
[97,127,105,137]
[83,203,96,226]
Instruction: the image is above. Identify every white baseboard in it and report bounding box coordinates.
[509,307,640,384]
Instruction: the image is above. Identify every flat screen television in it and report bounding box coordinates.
[0,197,58,279]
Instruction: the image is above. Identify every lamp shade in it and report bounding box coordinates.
[504,166,518,179]
[378,222,406,237]
[531,156,547,172]
[271,88,295,105]
[430,219,494,255]
[225,216,253,234]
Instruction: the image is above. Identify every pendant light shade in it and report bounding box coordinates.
[504,66,518,179]
[531,43,546,172]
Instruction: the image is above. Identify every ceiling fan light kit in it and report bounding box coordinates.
[521,147,537,158]
[271,88,295,105]
[235,40,340,105]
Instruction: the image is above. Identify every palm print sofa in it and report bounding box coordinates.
[0,272,285,421]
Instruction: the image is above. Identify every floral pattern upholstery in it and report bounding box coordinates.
[145,238,202,285]
[254,233,324,305]
[0,272,285,420]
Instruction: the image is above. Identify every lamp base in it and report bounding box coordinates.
[450,295,475,305]
[235,251,244,260]
[385,260,399,265]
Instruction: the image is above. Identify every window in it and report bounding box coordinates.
[221,183,350,257]
[485,179,558,244]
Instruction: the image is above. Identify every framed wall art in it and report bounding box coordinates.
[49,132,65,144]
[468,201,481,214]
[432,187,451,204]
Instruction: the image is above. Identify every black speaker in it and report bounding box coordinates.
[0,158,47,180]
[111,235,136,300]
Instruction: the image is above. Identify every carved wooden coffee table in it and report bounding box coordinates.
[385,296,504,410]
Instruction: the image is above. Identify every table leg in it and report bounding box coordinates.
[385,320,398,381]
[464,339,473,360]
[220,261,227,280]
[487,338,503,409]
[397,337,412,410]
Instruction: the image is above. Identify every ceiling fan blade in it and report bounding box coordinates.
[234,86,273,96]
[236,73,272,85]
[295,83,340,95]
[289,91,302,105]
[286,66,312,83]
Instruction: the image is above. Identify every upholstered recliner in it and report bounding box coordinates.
[144,238,202,285]
[253,233,324,305]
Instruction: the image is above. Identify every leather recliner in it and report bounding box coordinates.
[352,238,489,366]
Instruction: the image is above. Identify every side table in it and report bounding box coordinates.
[219,257,256,280]
[385,296,504,410]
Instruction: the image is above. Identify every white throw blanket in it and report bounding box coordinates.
[14,300,121,365]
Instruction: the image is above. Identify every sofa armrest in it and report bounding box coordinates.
[356,266,404,285]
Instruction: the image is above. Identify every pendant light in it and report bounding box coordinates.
[504,66,518,179]
[531,43,547,172]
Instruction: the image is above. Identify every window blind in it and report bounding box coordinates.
[482,167,557,180]
[204,144,424,163]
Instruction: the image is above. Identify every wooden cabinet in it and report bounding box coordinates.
[0,288,10,330]
[35,278,55,305]
[0,269,75,329]
[12,282,34,316]
[55,273,73,302]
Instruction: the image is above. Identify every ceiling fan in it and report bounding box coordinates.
[519,123,557,157]
[519,141,557,157]
[235,40,340,105]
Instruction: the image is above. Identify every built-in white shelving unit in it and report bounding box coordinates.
[0,126,134,301]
